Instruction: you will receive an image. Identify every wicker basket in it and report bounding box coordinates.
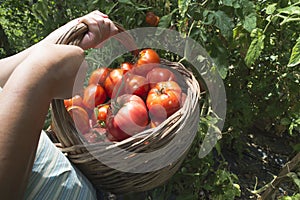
[50,22,206,194]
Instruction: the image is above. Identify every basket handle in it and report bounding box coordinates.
[55,22,139,56]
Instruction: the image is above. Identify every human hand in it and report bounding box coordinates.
[43,10,118,50]
[78,10,119,49]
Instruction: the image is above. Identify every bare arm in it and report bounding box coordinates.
[0,44,84,199]
[0,10,118,88]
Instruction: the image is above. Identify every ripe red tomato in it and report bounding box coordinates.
[124,73,149,99]
[88,67,111,86]
[64,95,83,108]
[106,94,149,141]
[67,105,91,134]
[83,84,107,110]
[120,62,134,74]
[146,67,177,88]
[146,81,182,121]
[97,104,109,121]
[104,68,125,98]
[134,49,160,76]
[145,12,160,27]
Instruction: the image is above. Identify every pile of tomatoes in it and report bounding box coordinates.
[64,49,186,143]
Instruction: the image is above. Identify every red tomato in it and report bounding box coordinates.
[67,105,91,134]
[120,62,134,74]
[134,49,160,76]
[104,69,125,98]
[88,67,111,86]
[83,84,107,110]
[146,67,177,88]
[97,104,109,121]
[146,81,182,121]
[106,94,149,141]
[145,12,160,27]
[124,73,149,99]
[64,95,83,108]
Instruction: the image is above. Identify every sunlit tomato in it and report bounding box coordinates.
[124,73,149,99]
[97,104,109,121]
[104,69,125,98]
[145,12,160,27]
[106,94,149,141]
[146,67,177,88]
[64,95,83,108]
[83,84,107,110]
[120,62,134,74]
[67,106,90,134]
[146,81,182,121]
[88,67,111,86]
[134,49,160,76]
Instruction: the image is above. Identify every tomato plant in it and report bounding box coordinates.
[146,81,182,122]
[106,94,149,141]
[82,84,107,110]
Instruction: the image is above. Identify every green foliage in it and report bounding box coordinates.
[1,0,300,199]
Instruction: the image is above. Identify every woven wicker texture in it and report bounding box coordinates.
[51,22,206,194]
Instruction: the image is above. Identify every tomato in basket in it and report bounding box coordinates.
[146,81,182,121]
[88,67,111,86]
[134,49,160,76]
[104,68,125,98]
[97,104,109,122]
[124,73,149,99]
[67,105,90,134]
[64,95,84,108]
[120,62,134,74]
[83,84,107,110]
[146,67,177,88]
[106,94,149,141]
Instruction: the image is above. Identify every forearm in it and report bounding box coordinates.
[0,62,51,199]
[0,44,36,87]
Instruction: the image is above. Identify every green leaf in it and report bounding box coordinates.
[245,28,265,67]
[222,0,240,8]
[215,11,234,38]
[288,36,300,67]
[243,13,257,32]
[158,10,176,28]
[266,3,277,15]
[178,0,191,17]
[277,5,300,16]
